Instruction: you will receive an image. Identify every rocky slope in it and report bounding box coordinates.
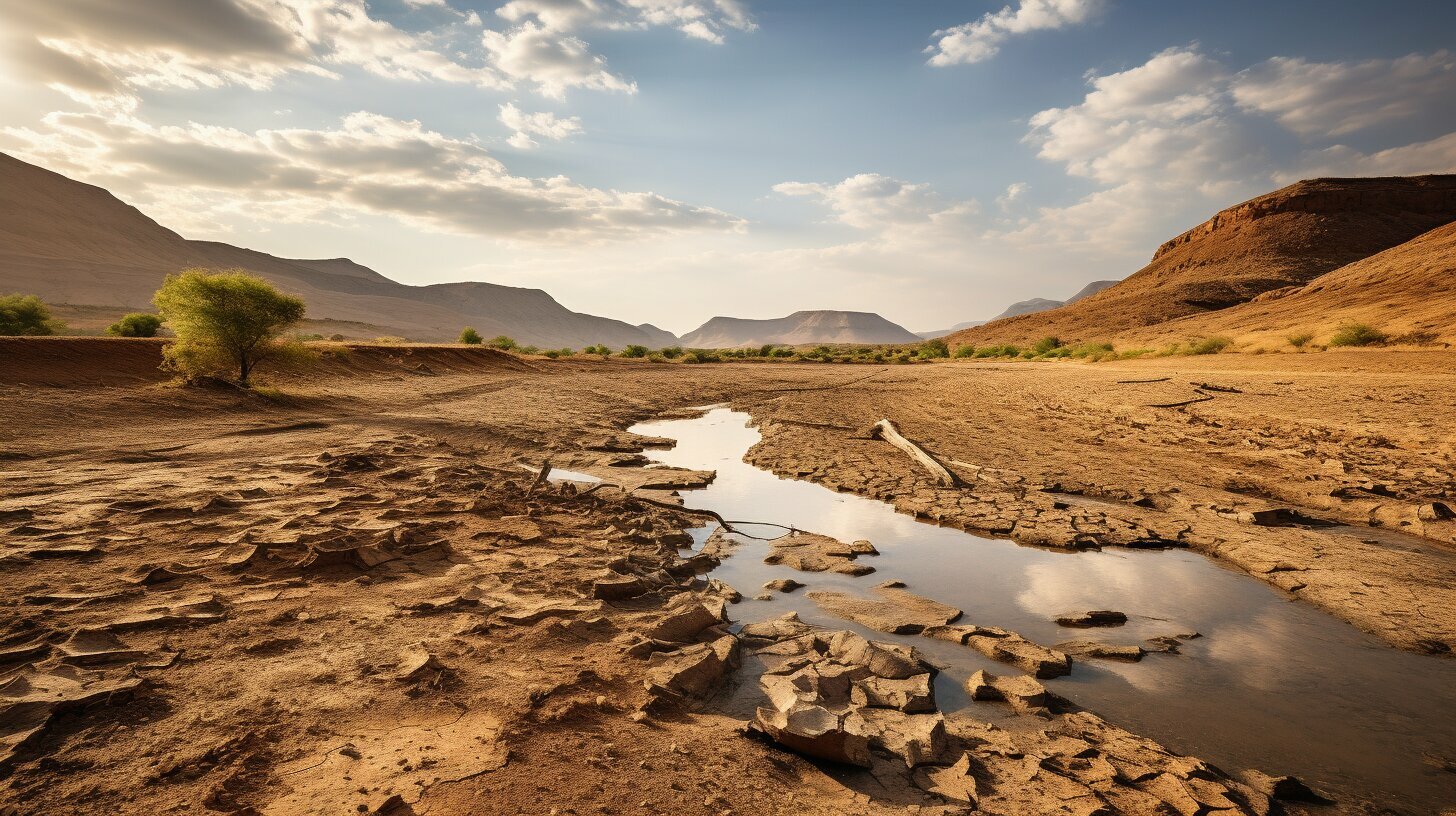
[1147,219,1456,345]
[949,175,1456,346]
[679,310,919,347]
[0,152,675,348]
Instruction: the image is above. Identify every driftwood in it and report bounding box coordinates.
[1116,377,1170,384]
[1146,392,1215,408]
[869,419,959,486]
[1192,382,1243,393]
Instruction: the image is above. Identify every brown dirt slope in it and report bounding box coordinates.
[1139,220,1456,346]
[949,175,1456,346]
[0,152,673,347]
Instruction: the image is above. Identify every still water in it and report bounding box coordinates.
[629,407,1456,814]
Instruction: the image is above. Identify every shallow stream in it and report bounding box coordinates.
[628,407,1456,814]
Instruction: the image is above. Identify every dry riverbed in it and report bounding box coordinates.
[0,339,1452,815]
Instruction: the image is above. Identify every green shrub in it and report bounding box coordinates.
[916,338,950,359]
[1329,322,1388,347]
[1032,336,1063,355]
[619,344,649,358]
[107,312,164,337]
[1286,332,1313,348]
[459,327,482,345]
[681,349,720,364]
[518,345,539,355]
[973,344,1020,358]
[0,294,64,336]
[153,269,306,386]
[952,344,975,358]
[543,349,561,359]
[1186,336,1231,355]
[770,347,795,358]
[488,335,517,350]
[660,345,684,359]
[556,347,575,357]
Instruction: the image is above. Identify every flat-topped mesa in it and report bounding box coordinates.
[679,310,920,348]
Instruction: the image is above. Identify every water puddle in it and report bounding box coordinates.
[629,407,1456,813]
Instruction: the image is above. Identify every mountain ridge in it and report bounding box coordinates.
[0,152,678,348]
[948,175,1456,347]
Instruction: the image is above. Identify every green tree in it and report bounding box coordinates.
[619,344,648,358]
[459,327,483,344]
[917,338,950,359]
[153,269,306,386]
[107,313,164,337]
[488,335,517,350]
[0,294,64,336]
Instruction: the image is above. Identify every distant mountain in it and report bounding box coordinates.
[0,152,674,348]
[916,321,985,340]
[634,323,680,348]
[992,297,1064,321]
[680,310,920,347]
[917,279,1119,338]
[951,175,1456,346]
[1065,279,1118,304]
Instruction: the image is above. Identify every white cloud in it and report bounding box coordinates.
[499,102,584,148]
[1232,50,1456,138]
[497,0,755,43]
[2,110,741,241]
[481,22,635,98]
[774,173,977,231]
[927,0,1102,67]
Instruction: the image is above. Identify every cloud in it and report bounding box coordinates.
[774,173,977,231]
[2,110,742,240]
[927,0,1102,67]
[1231,50,1456,138]
[481,22,635,98]
[0,0,512,110]
[496,0,756,43]
[499,102,584,148]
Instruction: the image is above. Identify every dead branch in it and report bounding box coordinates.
[869,419,960,486]
[1116,377,1170,384]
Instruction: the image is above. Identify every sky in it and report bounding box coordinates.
[2,1,1455,334]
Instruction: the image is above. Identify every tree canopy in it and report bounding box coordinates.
[0,294,63,336]
[153,269,306,386]
[107,313,164,337]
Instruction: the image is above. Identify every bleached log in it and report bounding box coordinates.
[870,419,959,486]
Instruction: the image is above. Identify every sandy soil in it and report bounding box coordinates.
[1,341,1452,815]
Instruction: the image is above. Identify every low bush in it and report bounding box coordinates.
[1328,322,1387,347]
[660,345,684,359]
[952,344,975,358]
[1186,336,1231,355]
[1032,336,1063,355]
[518,345,539,355]
[487,335,517,350]
[543,349,561,359]
[107,313,164,337]
[0,294,64,336]
[619,344,648,358]
[1286,331,1313,348]
[582,343,611,357]
[681,349,720,364]
[459,327,482,345]
[917,338,950,359]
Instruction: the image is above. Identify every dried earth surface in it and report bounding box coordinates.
[1,339,1453,814]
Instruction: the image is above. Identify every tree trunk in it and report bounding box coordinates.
[239,354,251,387]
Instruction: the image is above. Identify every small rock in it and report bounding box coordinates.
[1054,610,1127,628]
[763,579,804,593]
